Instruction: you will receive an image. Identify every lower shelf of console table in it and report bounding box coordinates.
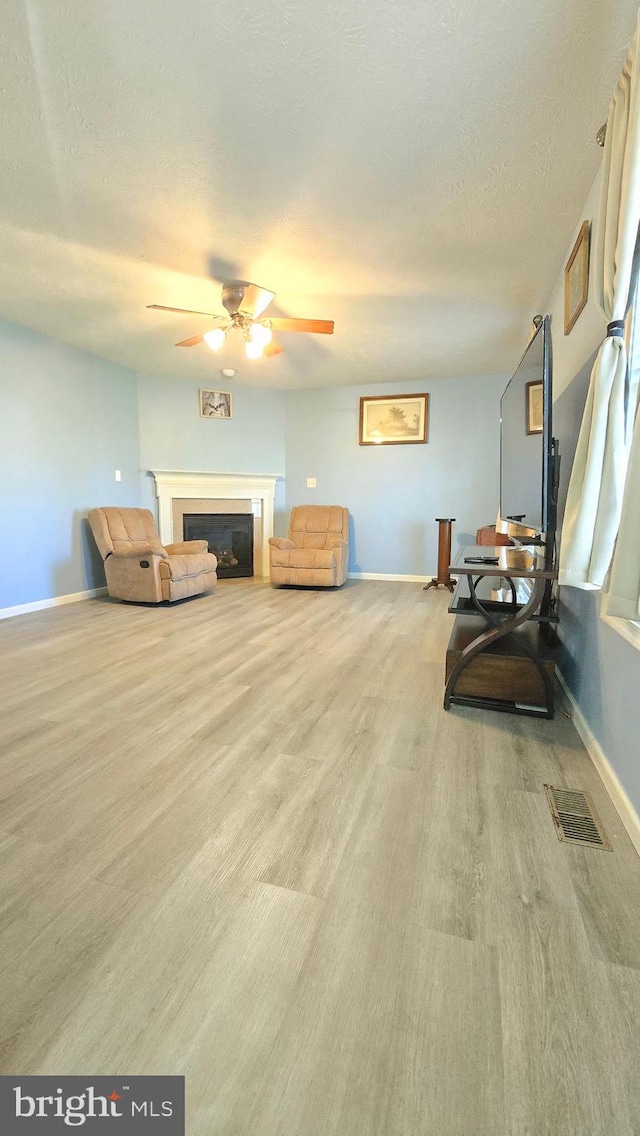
[443,544,558,718]
[445,615,556,717]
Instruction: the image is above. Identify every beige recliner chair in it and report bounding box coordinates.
[88,507,217,603]
[269,505,349,587]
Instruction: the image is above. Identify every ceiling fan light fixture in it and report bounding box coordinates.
[245,339,263,360]
[148,280,334,361]
[249,322,272,347]
[203,328,226,352]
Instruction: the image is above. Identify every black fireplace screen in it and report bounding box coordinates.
[183,513,254,578]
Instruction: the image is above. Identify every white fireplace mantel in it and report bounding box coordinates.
[150,470,282,578]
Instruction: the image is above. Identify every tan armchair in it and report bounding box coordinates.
[269,505,349,587]
[88,507,217,603]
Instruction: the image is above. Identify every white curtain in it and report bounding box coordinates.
[559,9,640,591]
[602,316,640,618]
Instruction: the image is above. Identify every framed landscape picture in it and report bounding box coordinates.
[200,389,232,418]
[526,380,543,435]
[359,393,429,445]
[564,220,590,334]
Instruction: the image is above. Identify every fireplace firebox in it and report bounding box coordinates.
[183,514,254,578]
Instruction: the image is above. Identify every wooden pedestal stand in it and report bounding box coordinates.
[424,518,456,593]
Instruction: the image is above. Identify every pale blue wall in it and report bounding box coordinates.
[0,321,509,606]
[0,321,141,609]
[136,373,287,526]
[548,170,640,813]
[284,375,507,576]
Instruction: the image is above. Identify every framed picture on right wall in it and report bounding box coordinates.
[564,220,590,334]
[526,379,543,435]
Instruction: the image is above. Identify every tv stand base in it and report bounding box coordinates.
[443,546,558,718]
[445,617,556,718]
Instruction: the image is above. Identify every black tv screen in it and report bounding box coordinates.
[500,316,553,536]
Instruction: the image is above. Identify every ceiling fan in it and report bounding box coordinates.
[148,280,334,361]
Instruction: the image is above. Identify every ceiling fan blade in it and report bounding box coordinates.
[148,304,223,318]
[238,283,276,318]
[175,334,205,347]
[267,318,334,335]
[263,339,284,357]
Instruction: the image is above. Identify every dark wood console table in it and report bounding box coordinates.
[444,545,558,718]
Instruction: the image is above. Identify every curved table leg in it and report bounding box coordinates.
[444,575,553,716]
[466,574,519,624]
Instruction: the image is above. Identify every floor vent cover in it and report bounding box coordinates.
[544,785,612,850]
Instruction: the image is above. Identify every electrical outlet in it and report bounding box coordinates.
[306,477,316,488]
[114,470,122,482]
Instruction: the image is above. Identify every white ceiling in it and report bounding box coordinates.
[0,0,637,389]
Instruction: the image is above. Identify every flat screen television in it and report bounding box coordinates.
[499,315,556,545]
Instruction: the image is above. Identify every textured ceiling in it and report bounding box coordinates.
[0,0,637,389]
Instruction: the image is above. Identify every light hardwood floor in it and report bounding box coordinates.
[1,579,639,1135]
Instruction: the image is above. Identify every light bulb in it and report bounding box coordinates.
[249,322,272,347]
[245,340,263,360]
[203,328,225,352]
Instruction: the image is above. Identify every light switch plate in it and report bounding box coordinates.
[114,469,122,482]
[306,477,316,488]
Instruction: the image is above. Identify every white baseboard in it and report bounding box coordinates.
[556,669,640,857]
[349,572,432,583]
[0,587,108,621]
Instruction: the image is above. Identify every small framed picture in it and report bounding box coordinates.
[359,393,429,445]
[200,389,232,418]
[564,220,590,334]
[526,380,543,435]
